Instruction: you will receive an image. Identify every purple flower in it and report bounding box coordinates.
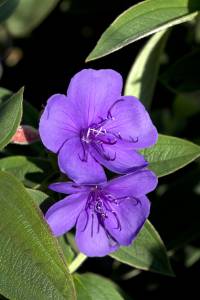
[39,69,158,184]
[45,169,157,257]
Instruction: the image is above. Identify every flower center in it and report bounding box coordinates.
[81,126,107,144]
[79,99,138,162]
[79,119,117,162]
[81,186,141,238]
[81,187,121,236]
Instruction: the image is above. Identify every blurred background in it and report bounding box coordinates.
[0,0,199,299]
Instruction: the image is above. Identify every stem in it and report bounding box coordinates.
[69,253,87,274]
[121,269,141,280]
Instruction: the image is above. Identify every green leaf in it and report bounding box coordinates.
[184,246,200,267]
[27,188,50,206]
[27,189,75,265]
[86,0,200,61]
[0,171,76,300]
[0,0,19,22]
[0,87,39,127]
[124,30,169,109]
[173,93,200,120]
[0,87,23,150]
[111,220,173,276]
[0,156,53,188]
[58,236,75,266]
[74,273,123,300]
[6,0,60,37]
[160,50,200,93]
[141,134,200,177]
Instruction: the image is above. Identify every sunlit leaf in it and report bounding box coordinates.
[0,171,76,300]
[86,0,199,61]
[0,87,23,150]
[125,30,169,109]
[141,134,200,177]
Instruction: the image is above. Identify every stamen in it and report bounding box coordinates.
[91,213,94,237]
[92,143,116,161]
[129,136,139,143]
[104,228,118,247]
[81,209,89,232]
[112,211,121,230]
[107,99,124,119]
[78,140,89,162]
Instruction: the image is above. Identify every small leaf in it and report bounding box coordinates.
[74,273,123,300]
[111,220,173,276]
[125,30,169,109]
[0,171,76,300]
[160,50,200,93]
[58,236,75,266]
[184,246,200,267]
[141,134,200,177]
[6,0,60,37]
[27,188,50,206]
[0,0,19,22]
[0,155,53,188]
[0,87,39,127]
[173,93,200,120]
[0,87,23,150]
[86,0,200,61]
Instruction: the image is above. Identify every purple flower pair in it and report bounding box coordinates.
[39,69,158,257]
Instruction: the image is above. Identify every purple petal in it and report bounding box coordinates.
[45,192,87,236]
[105,170,158,197]
[105,195,150,246]
[75,210,119,257]
[67,69,123,125]
[49,182,90,194]
[39,94,79,153]
[104,96,158,149]
[92,140,147,174]
[58,137,107,184]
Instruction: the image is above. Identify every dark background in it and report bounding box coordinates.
[1,0,199,299]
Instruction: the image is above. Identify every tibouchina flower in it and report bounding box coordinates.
[45,169,157,257]
[39,69,158,184]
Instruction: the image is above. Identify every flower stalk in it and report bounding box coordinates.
[69,253,87,274]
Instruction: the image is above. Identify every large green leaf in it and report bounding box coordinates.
[6,0,60,37]
[111,220,173,276]
[141,134,200,177]
[124,30,169,109]
[74,273,123,300]
[0,87,23,150]
[0,171,76,300]
[28,188,75,265]
[0,0,19,22]
[86,0,200,61]
[0,155,53,188]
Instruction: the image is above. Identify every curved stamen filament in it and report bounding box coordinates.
[107,99,124,119]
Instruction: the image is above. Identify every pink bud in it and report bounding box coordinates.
[11,125,40,145]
